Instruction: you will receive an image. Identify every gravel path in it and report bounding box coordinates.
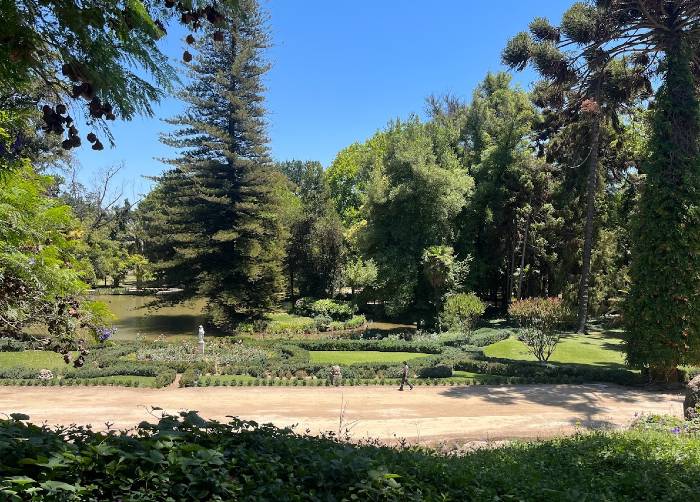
[0,384,682,444]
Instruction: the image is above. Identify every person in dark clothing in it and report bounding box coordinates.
[399,361,413,391]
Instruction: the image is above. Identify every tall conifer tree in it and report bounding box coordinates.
[156,0,285,329]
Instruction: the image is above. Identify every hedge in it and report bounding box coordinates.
[2,414,700,500]
[296,338,444,354]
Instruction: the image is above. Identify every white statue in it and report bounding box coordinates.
[197,324,205,354]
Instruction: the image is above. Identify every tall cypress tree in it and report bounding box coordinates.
[626,44,700,381]
[156,0,285,329]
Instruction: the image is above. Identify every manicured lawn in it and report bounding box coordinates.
[309,351,430,364]
[0,350,77,369]
[483,331,626,368]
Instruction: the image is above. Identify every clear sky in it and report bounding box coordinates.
[72,0,571,199]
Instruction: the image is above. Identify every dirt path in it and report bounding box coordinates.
[0,384,682,444]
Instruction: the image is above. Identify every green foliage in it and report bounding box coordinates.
[278,160,345,297]
[509,297,569,333]
[440,293,486,334]
[136,339,270,368]
[1,415,700,500]
[154,368,177,388]
[179,368,200,388]
[296,338,442,354]
[149,1,285,329]
[0,338,27,352]
[361,117,472,320]
[625,45,700,379]
[293,298,356,321]
[417,364,453,378]
[342,257,378,296]
[510,297,570,362]
[308,350,430,365]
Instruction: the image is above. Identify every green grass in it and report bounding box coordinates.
[309,350,430,364]
[483,330,626,368]
[0,351,78,369]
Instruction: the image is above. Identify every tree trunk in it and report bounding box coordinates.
[517,210,532,300]
[577,104,602,333]
[506,231,516,308]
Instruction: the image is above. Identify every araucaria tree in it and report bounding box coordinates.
[502,4,649,332]
[155,0,285,329]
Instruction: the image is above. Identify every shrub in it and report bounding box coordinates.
[313,315,333,332]
[294,297,355,321]
[418,365,453,378]
[154,368,177,388]
[3,415,700,500]
[510,297,570,362]
[179,368,199,388]
[293,297,317,316]
[0,337,27,352]
[440,293,486,334]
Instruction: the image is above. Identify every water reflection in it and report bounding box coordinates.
[97,294,223,340]
[97,294,416,340]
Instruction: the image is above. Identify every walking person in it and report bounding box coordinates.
[331,365,342,386]
[399,361,413,391]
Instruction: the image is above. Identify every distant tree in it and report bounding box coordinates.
[154,0,286,329]
[128,254,152,290]
[343,257,378,298]
[361,117,472,321]
[607,1,700,381]
[503,7,650,331]
[277,160,345,298]
[510,297,569,362]
[456,73,540,307]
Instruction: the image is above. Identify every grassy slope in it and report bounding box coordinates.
[309,351,429,364]
[483,331,626,368]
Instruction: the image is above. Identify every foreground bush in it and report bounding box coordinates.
[1,414,699,500]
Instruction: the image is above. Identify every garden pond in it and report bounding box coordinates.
[96,294,415,340]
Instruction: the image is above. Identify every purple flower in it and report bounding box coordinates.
[28,258,35,266]
[97,327,117,342]
[670,427,681,435]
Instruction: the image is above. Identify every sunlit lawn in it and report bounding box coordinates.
[0,350,78,369]
[309,351,429,364]
[483,330,626,368]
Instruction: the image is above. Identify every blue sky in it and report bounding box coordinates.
[73,0,571,199]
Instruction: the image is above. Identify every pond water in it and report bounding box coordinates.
[98,294,222,340]
[99,294,415,340]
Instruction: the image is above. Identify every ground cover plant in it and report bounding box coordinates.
[1,413,699,501]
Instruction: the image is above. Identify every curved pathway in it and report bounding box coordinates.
[0,384,682,444]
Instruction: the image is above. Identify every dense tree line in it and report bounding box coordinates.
[1,0,699,381]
